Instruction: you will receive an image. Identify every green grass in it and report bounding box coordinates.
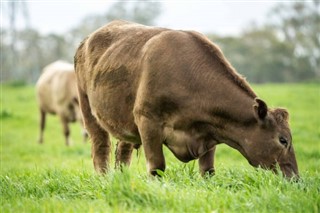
[1,83,319,212]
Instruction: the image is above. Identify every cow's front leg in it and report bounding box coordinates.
[135,115,165,176]
[38,109,46,144]
[199,146,216,176]
[60,116,71,146]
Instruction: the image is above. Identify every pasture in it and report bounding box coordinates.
[1,83,319,213]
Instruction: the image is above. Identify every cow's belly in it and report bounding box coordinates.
[165,143,195,163]
[164,127,215,162]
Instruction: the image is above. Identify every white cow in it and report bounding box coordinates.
[36,60,87,146]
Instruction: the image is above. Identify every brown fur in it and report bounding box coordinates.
[75,20,298,178]
[36,60,87,146]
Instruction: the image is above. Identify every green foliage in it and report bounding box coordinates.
[1,84,319,212]
[4,81,27,87]
[0,110,13,120]
[2,167,319,213]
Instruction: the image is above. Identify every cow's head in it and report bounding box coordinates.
[241,98,299,179]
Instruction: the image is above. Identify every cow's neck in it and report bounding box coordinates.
[206,81,257,158]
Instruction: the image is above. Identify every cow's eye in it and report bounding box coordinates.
[279,137,288,148]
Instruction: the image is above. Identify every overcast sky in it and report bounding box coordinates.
[3,1,284,36]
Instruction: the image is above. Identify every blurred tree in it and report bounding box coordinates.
[209,26,307,83]
[1,0,162,83]
[2,1,317,84]
[268,1,320,78]
[71,0,162,49]
[15,29,43,83]
[2,1,29,82]
[208,1,319,83]
[105,0,162,25]
[69,14,106,49]
[1,29,13,82]
[1,28,71,83]
[41,33,73,65]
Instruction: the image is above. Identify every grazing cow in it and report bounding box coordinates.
[36,60,87,146]
[74,20,299,178]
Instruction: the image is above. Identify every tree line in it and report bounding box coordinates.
[1,1,319,84]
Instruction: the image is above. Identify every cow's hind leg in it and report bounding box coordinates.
[135,115,165,176]
[199,146,216,176]
[78,89,111,173]
[115,141,135,169]
[38,109,46,144]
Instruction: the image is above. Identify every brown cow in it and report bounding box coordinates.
[36,60,87,146]
[74,20,299,178]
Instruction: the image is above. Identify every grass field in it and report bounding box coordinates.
[1,83,319,213]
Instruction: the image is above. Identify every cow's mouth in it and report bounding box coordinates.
[279,163,299,180]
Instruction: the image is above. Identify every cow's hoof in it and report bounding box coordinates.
[202,168,215,177]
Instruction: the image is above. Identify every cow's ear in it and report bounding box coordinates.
[273,108,289,123]
[253,98,268,120]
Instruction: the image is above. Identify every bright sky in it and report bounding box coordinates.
[2,1,282,36]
